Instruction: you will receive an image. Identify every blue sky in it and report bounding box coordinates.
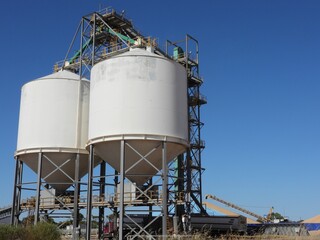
[1,0,320,221]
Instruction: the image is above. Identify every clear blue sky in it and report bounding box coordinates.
[1,0,320,221]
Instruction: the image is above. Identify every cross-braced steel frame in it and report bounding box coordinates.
[86,142,169,240]
[11,152,86,239]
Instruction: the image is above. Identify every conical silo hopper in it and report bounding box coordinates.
[15,70,98,192]
[88,48,188,185]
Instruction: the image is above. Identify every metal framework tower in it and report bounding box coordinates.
[166,37,207,216]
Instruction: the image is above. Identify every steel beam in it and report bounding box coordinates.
[86,145,94,240]
[113,170,118,233]
[73,153,80,239]
[162,142,168,239]
[119,140,125,240]
[16,161,23,225]
[34,152,43,225]
[99,161,106,238]
[176,155,184,217]
[91,14,96,66]
[11,158,19,225]
[79,18,84,79]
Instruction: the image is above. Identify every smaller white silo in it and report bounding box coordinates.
[15,70,96,192]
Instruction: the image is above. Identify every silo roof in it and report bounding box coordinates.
[37,70,88,81]
[113,48,167,60]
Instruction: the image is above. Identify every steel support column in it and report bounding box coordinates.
[177,155,184,217]
[73,153,80,239]
[86,145,94,240]
[99,161,106,238]
[148,178,153,221]
[185,152,192,215]
[119,140,125,240]
[11,158,20,225]
[162,142,168,238]
[34,152,43,225]
[113,170,118,233]
[15,160,23,225]
[91,14,96,66]
[185,34,192,216]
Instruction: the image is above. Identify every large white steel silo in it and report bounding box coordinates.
[15,70,93,192]
[88,48,188,185]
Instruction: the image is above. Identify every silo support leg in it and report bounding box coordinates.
[73,153,80,240]
[35,152,43,225]
[162,142,168,239]
[98,161,106,239]
[86,145,94,240]
[11,158,20,225]
[16,161,23,225]
[119,140,125,240]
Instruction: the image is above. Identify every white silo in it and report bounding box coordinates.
[15,70,93,192]
[88,48,188,185]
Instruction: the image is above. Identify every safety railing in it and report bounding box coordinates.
[19,189,186,210]
[96,7,114,16]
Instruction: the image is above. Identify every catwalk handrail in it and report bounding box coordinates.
[16,191,185,210]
